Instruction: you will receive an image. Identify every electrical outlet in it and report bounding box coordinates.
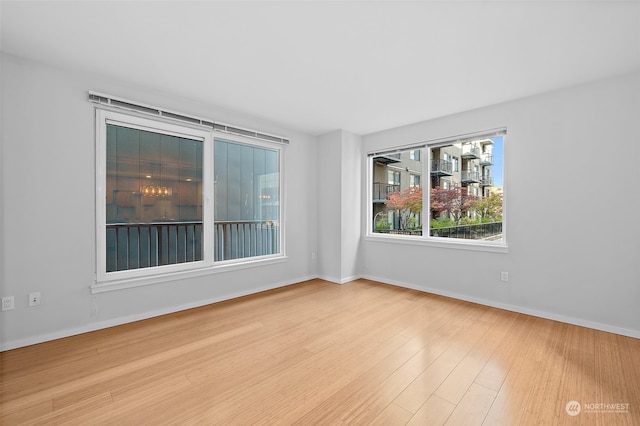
[501,271,509,282]
[29,292,41,307]
[2,296,15,311]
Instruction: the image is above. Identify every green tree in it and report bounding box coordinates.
[472,192,503,221]
[386,186,422,230]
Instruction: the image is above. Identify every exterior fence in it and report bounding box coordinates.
[106,220,279,272]
[430,221,502,239]
[375,221,502,240]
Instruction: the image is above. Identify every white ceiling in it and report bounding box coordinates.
[2,1,639,136]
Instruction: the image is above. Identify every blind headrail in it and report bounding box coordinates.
[88,91,289,145]
[368,127,506,157]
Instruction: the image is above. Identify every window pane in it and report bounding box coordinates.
[106,124,203,272]
[430,137,503,241]
[371,149,423,235]
[214,138,280,261]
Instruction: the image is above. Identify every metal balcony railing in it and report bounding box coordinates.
[106,220,279,271]
[431,158,453,176]
[480,154,493,165]
[481,176,494,186]
[372,182,400,202]
[461,170,480,182]
[461,146,480,158]
[214,220,279,261]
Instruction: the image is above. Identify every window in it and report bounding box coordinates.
[96,108,284,284]
[409,149,421,161]
[214,138,280,262]
[452,156,459,173]
[368,129,506,248]
[388,170,400,186]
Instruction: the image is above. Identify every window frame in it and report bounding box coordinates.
[94,108,287,291]
[211,133,286,267]
[366,129,508,253]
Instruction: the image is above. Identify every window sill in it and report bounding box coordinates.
[364,233,508,253]
[91,256,288,294]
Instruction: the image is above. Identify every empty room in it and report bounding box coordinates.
[1,1,639,425]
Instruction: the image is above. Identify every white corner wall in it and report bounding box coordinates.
[360,71,640,338]
[340,130,362,282]
[0,53,319,350]
[316,129,362,283]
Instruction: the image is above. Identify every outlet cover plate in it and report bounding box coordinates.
[2,296,15,311]
[29,292,41,307]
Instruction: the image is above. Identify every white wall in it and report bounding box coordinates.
[316,129,362,283]
[360,71,640,337]
[0,53,319,350]
[340,130,362,282]
[316,131,343,282]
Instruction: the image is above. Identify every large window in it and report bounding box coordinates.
[105,122,205,274]
[369,129,505,248]
[96,108,284,284]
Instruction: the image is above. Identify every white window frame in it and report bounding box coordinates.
[95,109,214,283]
[211,132,286,267]
[366,129,507,253]
[94,108,287,292]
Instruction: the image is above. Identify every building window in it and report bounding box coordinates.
[388,170,400,186]
[96,108,284,284]
[368,130,505,247]
[409,149,421,161]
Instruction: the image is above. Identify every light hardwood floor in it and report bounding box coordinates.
[1,279,639,425]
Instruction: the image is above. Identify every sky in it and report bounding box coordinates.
[491,136,504,188]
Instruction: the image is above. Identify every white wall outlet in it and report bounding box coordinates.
[2,296,15,311]
[29,292,41,307]
[501,271,509,282]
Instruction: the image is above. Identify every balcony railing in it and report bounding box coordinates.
[480,154,493,165]
[461,146,480,159]
[431,158,453,176]
[372,182,400,202]
[106,220,279,271]
[461,170,480,183]
[481,176,493,187]
[214,220,279,261]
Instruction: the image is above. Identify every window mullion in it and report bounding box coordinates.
[423,147,430,239]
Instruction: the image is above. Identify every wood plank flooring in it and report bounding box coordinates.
[1,278,639,425]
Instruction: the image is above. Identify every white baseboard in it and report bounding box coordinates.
[0,275,318,351]
[4,273,637,351]
[359,274,640,340]
[317,274,360,285]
